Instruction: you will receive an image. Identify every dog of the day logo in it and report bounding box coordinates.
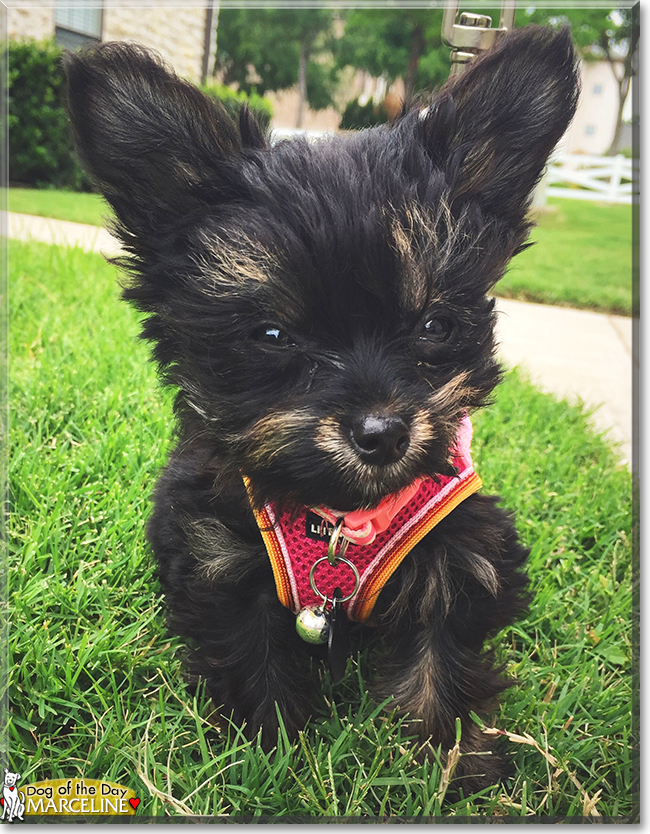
[1,770,25,822]
[3,773,140,818]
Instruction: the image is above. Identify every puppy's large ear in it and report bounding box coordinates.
[64,43,265,240]
[417,26,579,225]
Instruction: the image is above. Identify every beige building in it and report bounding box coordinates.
[267,71,406,132]
[268,57,631,148]
[7,0,217,83]
[6,4,631,151]
[560,60,632,155]
[265,77,399,133]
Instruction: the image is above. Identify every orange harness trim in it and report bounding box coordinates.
[249,498,295,611]
[352,471,482,621]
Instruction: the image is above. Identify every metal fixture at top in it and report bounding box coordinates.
[442,2,516,74]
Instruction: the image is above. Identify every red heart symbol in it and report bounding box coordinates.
[9,787,14,792]
[0,798,4,806]
[129,798,140,810]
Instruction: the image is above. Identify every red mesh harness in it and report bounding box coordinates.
[247,415,482,623]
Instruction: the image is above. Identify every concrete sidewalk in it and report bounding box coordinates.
[6,211,122,257]
[494,298,633,465]
[4,211,634,466]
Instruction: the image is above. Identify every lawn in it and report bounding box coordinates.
[503,198,633,316]
[7,187,633,317]
[8,186,110,227]
[7,239,636,820]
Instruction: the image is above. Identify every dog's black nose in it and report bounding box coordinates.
[350,414,410,466]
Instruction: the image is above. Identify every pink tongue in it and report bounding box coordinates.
[342,479,422,539]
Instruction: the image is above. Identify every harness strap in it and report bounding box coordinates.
[246,415,482,622]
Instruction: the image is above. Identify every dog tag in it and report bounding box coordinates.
[327,588,350,683]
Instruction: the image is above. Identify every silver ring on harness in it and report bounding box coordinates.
[309,556,360,605]
[326,517,350,565]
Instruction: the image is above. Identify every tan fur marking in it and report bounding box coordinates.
[392,641,439,722]
[185,517,260,583]
[425,372,473,412]
[244,409,318,463]
[210,244,275,288]
[464,551,500,596]
[194,228,279,293]
[388,205,439,310]
[410,407,436,452]
[386,201,465,311]
[315,407,435,503]
[314,416,373,486]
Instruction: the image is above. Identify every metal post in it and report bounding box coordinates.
[442,2,516,75]
[201,0,217,85]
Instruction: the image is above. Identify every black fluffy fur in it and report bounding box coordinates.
[64,26,579,794]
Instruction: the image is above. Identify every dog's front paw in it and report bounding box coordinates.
[204,672,314,751]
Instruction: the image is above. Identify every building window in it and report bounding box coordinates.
[585,124,596,136]
[55,2,102,49]
[593,84,603,95]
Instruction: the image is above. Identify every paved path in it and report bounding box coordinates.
[494,298,633,466]
[6,211,122,257]
[5,211,634,466]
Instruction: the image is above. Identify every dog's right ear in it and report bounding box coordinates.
[64,43,265,239]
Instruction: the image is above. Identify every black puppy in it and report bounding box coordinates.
[65,26,578,792]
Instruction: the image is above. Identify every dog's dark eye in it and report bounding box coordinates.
[251,324,296,348]
[421,316,454,343]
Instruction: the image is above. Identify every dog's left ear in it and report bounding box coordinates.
[417,26,580,225]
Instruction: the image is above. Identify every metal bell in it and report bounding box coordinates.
[295,606,330,644]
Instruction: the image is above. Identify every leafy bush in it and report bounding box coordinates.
[6,39,274,191]
[200,83,274,131]
[339,97,388,130]
[7,38,91,190]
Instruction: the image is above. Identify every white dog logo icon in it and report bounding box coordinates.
[2,770,25,822]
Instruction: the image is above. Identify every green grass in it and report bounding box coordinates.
[503,198,632,316]
[8,240,635,819]
[8,187,111,227]
[7,188,632,317]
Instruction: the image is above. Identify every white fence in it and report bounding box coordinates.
[270,127,333,144]
[269,134,635,205]
[545,153,635,204]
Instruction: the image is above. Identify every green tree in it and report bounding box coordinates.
[517,7,639,154]
[215,8,339,127]
[335,8,523,103]
[335,9,450,102]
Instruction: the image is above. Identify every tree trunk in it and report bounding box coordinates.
[605,73,630,156]
[296,38,308,129]
[604,18,638,156]
[404,24,425,103]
